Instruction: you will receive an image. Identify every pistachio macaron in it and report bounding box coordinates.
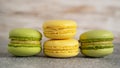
[79,30,114,57]
[43,20,77,39]
[44,39,80,58]
[8,28,42,56]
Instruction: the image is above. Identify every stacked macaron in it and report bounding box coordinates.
[43,20,79,58]
[8,28,42,56]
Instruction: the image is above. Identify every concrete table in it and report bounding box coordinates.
[0,43,119,68]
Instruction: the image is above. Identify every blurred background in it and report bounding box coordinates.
[0,0,120,53]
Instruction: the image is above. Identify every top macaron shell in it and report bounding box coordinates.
[80,30,114,42]
[9,28,42,40]
[43,20,77,39]
[43,20,77,28]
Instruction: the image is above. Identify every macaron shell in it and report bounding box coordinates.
[80,30,114,40]
[81,48,113,57]
[9,28,42,40]
[44,50,79,58]
[43,20,77,29]
[8,46,41,56]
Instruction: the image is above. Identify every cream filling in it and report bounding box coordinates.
[81,41,112,45]
[10,40,40,44]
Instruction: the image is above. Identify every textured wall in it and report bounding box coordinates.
[0,0,120,48]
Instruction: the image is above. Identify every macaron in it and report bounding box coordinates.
[44,39,79,58]
[43,20,77,39]
[79,30,114,57]
[8,28,42,56]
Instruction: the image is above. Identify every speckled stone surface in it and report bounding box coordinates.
[0,43,120,68]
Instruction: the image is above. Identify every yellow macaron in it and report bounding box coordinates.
[43,20,77,39]
[43,39,80,58]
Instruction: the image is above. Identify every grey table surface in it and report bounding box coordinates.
[0,43,120,68]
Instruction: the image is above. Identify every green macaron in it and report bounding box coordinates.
[79,30,114,57]
[8,28,42,56]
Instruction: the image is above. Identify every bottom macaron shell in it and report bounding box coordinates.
[81,48,113,57]
[44,51,79,58]
[8,47,41,56]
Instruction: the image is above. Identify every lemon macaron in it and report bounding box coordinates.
[43,20,77,39]
[44,39,79,58]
